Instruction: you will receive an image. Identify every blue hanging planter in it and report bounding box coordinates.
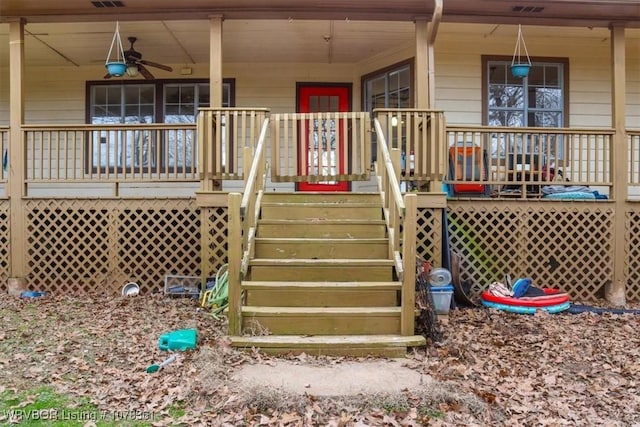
[106,62,126,77]
[510,63,531,78]
[105,21,126,77]
[511,25,531,78]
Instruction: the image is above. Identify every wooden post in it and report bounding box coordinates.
[401,194,417,336]
[8,19,27,290]
[243,146,253,188]
[227,193,243,335]
[427,0,442,109]
[205,16,224,192]
[391,147,402,191]
[415,0,442,109]
[608,25,627,306]
[414,18,429,109]
[209,16,223,109]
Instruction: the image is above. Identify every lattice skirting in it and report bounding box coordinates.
[416,208,444,268]
[626,207,640,301]
[445,201,618,301]
[17,199,227,295]
[1,198,638,300]
[0,200,9,292]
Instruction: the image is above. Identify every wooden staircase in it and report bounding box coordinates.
[229,192,426,357]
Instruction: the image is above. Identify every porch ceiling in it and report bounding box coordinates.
[0,1,637,68]
[0,21,638,68]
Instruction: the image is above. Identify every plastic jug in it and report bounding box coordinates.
[158,328,197,351]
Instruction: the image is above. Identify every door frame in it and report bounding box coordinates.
[295,82,353,192]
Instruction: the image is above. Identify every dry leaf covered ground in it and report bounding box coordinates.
[1,294,639,426]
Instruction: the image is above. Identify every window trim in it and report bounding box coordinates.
[360,58,414,111]
[481,55,569,127]
[85,78,236,123]
[361,59,414,163]
[84,78,235,174]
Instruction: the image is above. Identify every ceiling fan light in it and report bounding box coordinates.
[126,64,139,77]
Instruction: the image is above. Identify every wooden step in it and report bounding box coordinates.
[241,306,401,335]
[242,281,401,307]
[257,219,387,238]
[262,192,381,204]
[230,334,426,357]
[254,237,389,259]
[249,259,395,281]
[260,202,382,220]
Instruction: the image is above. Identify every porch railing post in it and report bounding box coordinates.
[7,19,27,293]
[401,193,417,336]
[227,192,242,335]
[609,25,627,306]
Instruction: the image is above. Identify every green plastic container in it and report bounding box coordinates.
[158,328,197,351]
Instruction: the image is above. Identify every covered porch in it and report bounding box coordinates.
[0,0,639,312]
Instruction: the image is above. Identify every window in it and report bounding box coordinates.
[91,84,155,125]
[362,60,413,161]
[87,79,234,171]
[483,57,568,161]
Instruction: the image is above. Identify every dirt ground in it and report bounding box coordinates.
[1,293,640,426]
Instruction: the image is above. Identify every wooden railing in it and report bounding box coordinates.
[628,130,640,190]
[374,109,448,189]
[445,126,615,198]
[22,124,198,183]
[373,117,416,336]
[198,108,270,187]
[0,127,7,183]
[228,117,270,335]
[269,112,370,183]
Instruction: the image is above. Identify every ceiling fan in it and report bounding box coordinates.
[104,36,173,80]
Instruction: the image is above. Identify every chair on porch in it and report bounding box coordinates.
[447,143,491,197]
[501,152,545,196]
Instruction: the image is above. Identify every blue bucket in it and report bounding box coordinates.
[429,285,454,314]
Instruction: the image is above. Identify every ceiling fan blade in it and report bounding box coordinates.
[139,59,173,72]
[138,64,155,80]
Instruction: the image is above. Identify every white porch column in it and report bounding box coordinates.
[8,19,27,291]
[609,25,627,306]
[209,15,223,108]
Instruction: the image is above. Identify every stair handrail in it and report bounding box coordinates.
[240,117,270,216]
[373,117,417,336]
[240,117,270,275]
[228,116,269,335]
[374,117,405,266]
[374,117,405,213]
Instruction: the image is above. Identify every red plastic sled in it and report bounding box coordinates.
[481,288,570,307]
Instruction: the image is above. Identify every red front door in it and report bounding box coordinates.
[297,85,350,192]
